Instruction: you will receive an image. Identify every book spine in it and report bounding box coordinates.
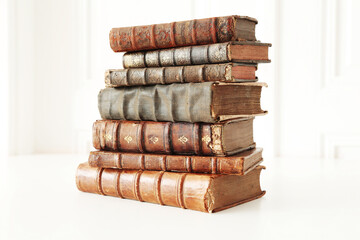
[92,120,216,155]
[122,43,230,68]
[109,16,235,52]
[76,163,211,212]
[88,151,245,174]
[98,82,215,123]
[105,64,232,87]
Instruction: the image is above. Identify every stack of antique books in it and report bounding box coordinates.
[76,15,271,213]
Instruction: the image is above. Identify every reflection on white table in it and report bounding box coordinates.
[1,154,359,240]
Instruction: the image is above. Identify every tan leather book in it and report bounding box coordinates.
[105,63,257,87]
[88,148,263,175]
[123,42,271,68]
[76,163,265,213]
[110,16,257,52]
[98,82,267,123]
[92,118,254,156]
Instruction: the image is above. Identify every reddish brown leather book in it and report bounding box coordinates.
[110,16,257,52]
[88,148,263,175]
[92,118,254,156]
[123,42,271,68]
[76,163,265,213]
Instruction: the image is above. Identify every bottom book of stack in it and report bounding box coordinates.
[76,148,265,213]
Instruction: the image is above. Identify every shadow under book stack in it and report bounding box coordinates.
[76,15,271,213]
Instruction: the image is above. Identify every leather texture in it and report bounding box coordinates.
[105,63,239,87]
[98,82,215,123]
[123,42,271,68]
[88,148,262,174]
[123,43,231,68]
[92,119,255,156]
[76,163,265,213]
[93,120,214,155]
[109,16,257,52]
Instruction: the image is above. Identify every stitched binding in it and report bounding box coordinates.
[96,168,105,195]
[161,156,167,171]
[180,66,185,83]
[113,121,120,151]
[156,172,165,205]
[100,121,106,149]
[211,157,217,174]
[140,154,145,170]
[161,67,166,84]
[150,24,157,49]
[193,123,200,155]
[124,69,130,86]
[137,122,144,152]
[167,122,173,154]
[116,171,124,198]
[131,27,138,51]
[170,22,176,47]
[186,157,192,173]
[210,17,217,43]
[191,20,197,45]
[206,44,211,64]
[117,121,122,150]
[134,171,143,202]
[177,174,187,209]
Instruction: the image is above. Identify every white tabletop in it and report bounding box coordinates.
[1,154,359,240]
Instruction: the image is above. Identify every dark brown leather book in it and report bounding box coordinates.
[105,63,257,87]
[76,163,265,213]
[92,118,254,156]
[123,42,271,68]
[88,148,262,175]
[98,82,267,123]
[110,16,257,52]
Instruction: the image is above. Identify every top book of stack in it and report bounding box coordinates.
[109,15,258,52]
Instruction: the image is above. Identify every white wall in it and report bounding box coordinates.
[0,0,9,157]
[276,0,360,159]
[4,0,360,160]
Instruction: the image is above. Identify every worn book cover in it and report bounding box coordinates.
[110,16,257,52]
[105,63,257,87]
[98,82,267,123]
[123,42,271,68]
[88,148,263,175]
[76,163,265,213]
[92,118,254,156]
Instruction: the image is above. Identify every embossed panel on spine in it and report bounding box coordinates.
[92,120,219,155]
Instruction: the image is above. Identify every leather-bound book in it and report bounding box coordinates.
[92,118,254,156]
[110,16,257,52]
[98,82,266,123]
[123,42,271,68]
[105,63,257,87]
[76,163,265,213]
[88,148,262,175]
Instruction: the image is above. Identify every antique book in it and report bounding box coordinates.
[123,42,271,68]
[76,163,265,213]
[110,16,257,52]
[88,148,263,175]
[105,63,257,87]
[92,118,254,156]
[98,82,266,123]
